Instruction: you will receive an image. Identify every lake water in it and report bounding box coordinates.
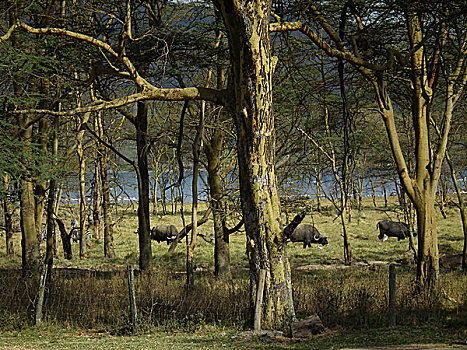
[60,170,408,205]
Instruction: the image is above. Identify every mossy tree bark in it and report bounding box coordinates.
[215,0,295,330]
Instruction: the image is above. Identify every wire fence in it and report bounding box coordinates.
[0,267,250,332]
[1,266,465,332]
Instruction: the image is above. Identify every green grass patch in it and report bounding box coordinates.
[0,325,465,350]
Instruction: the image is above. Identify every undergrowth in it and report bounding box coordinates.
[0,266,465,334]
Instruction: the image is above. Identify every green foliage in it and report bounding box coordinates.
[0,118,66,188]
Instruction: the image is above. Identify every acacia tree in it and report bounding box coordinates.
[1,0,307,329]
[272,0,467,290]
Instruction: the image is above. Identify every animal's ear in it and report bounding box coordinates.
[314,233,319,240]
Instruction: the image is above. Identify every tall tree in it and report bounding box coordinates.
[272,0,467,290]
[1,0,304,329]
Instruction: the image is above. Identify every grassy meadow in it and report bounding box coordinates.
[0,196,466,349]
[1,196,463,271]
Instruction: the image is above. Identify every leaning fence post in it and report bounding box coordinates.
[127,265,137,333]
[389,264,396,326]
[254,268,267,332]
[35,263,48,326]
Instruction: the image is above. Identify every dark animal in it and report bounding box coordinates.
[377,220,412,241]
[151,225,179,244]
[290,224,328,248]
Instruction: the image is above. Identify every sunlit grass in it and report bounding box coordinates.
[0,324,465,350]
[0,196,465,349]
[0,196,464,272]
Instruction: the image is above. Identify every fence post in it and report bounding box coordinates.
[389,264,396,326]
[127,265,137,333]
[254,268,266,331]
[35,263,48,326]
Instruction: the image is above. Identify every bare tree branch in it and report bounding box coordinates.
[2,22,228,116]
[12,87,227,115]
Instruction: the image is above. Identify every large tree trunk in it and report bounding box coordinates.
[377,91,440,289]
[135,102,152,270]
[55,216,72,260]
[408,11,439,289]
[415,193,439,289]
[216,0,295,330]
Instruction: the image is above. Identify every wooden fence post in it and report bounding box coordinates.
[127,265,137,333]
[254,268,266,331]
[389,264,396,326]
[35,264,48,326]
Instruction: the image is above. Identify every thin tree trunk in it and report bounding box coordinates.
[186,105,203,288]
[54,182,63,218]
[45,113,59,272]
[2,173,14,256]
[206,127,231,278]
[34,117,49,241]
[370,178,377,207]
[77,136,87,259]
[97,112,115,259]
[314,165,322,213]
[341,196,352,265]
[92,160,101,240]
[135,102,151,270]
[383,184,388,207]
[445,152,466,271]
